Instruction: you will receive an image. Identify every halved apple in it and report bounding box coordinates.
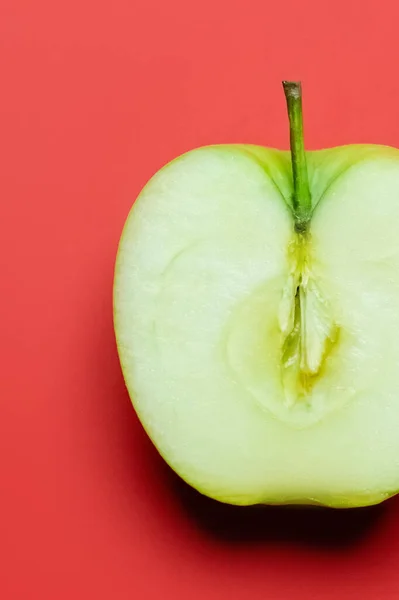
[114,82,399,507]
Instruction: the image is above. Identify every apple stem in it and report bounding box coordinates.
[282,81,312,232]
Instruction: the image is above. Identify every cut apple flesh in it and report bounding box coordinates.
[114,144,399,507]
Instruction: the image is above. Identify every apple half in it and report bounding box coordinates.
[114,82,399,508]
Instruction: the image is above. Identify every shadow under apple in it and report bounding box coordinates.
[165,466,391,549]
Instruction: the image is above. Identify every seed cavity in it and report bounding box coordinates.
[279,234,339,406]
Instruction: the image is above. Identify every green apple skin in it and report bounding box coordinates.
[114,143,399,508]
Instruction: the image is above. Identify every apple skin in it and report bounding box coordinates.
[114,142,399,509]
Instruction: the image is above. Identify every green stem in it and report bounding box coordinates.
[282,81,311,232]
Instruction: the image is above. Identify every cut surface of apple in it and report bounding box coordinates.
[114,84,399,508]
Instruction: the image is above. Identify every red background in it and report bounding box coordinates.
[1,0,399,598]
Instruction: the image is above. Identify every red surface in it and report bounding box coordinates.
[2,0,399,598]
